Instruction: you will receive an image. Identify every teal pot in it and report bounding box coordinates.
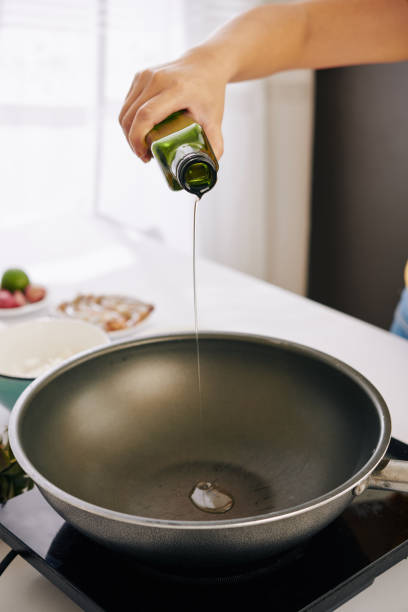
[0,373,32,411]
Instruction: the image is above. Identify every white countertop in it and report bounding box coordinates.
[1,215,407,610]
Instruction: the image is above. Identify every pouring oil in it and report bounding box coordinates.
[193,198,202,432]
[147,112,233,514]
[190,196,234,514]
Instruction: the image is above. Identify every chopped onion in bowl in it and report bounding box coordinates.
[10,349,79,378]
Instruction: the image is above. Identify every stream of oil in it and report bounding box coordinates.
[189,197,234,515]
[192,198,202,433]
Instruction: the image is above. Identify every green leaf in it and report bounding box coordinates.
[7,479,14,501]
[0,476,8,504]
[3,462,22,477]
[0,428,34,505]
[0,447,10,472]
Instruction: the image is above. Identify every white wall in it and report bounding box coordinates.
[265,69,315,295]
[195,80,269,281]
[198,70,315,295]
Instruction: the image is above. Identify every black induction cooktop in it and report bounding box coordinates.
[1,438,408,612]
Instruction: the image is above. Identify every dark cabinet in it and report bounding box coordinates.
[308,62,408,329]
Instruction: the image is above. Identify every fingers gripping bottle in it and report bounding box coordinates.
[146,110,218,197]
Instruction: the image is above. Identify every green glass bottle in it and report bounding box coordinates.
[146,110,218,197]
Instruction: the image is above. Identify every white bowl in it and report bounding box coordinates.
[0,294,49,319]
[0,318,109,410]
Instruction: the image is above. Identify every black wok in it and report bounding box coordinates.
[8,333,408,567]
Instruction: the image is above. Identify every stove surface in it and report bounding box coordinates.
[1,438,408,612]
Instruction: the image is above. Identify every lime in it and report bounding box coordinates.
[1,268,30,292]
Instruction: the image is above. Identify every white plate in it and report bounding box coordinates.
[0,295,49,319]
[106,312,155,340]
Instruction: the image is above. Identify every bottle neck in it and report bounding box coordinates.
[172,146,217,197]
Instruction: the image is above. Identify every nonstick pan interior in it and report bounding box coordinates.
[17,335,383,522]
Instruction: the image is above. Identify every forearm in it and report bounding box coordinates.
[194,0,408,82]
[119,0,408,160]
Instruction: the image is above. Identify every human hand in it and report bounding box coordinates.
[118,47,229,163]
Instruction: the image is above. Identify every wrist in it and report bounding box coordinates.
[182,42,238,84]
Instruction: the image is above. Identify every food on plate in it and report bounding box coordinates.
[0,290,19,309]
[57,294,154,333]
[25,285,47,303]
[1,268,30,292]
[13,290,27,307]
[0,268,47,309]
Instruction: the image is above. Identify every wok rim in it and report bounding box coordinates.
[9,331,391,530]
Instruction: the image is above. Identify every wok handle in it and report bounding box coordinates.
[366,459,408,493]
